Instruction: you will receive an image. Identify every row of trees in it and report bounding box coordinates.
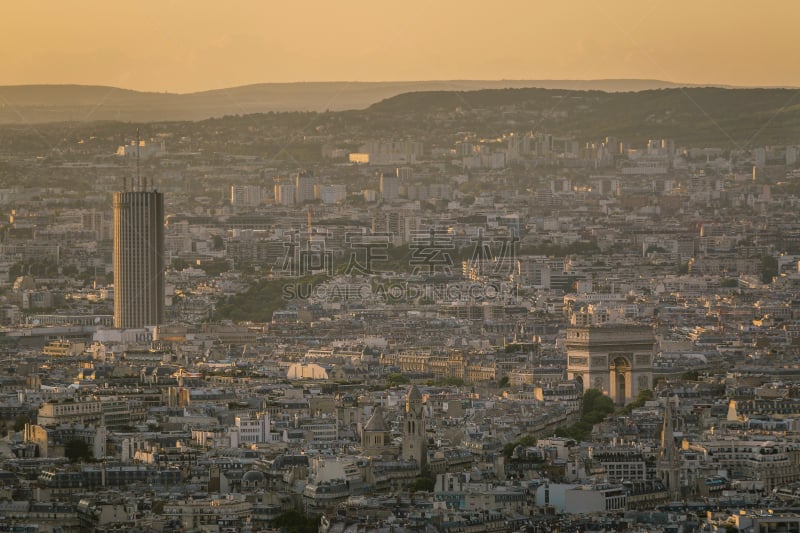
[502,389,620,456]
[212,274,328,322]
[553,388,616,441]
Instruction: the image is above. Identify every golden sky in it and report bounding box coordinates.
[2,0,798,93]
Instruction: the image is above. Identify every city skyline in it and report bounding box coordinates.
[2,2,800,529]
[3,1,799,93]
[1,55,800,530]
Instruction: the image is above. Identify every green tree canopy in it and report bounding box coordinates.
[409,475,435,492]
[12,415,30,432]
[620,389,654,415]
[272,510,320,533]
[64,438,93,463]
[502,434,538,458]
[386,373,410,387]
[553,389,615,441]
[761,255,778,284]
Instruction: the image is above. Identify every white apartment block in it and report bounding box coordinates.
[233,413,274,445]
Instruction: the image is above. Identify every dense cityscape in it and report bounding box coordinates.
[0,85,799,533]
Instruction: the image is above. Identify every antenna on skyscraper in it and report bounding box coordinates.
[136,127,141,191]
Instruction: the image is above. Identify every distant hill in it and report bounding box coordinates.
[2,84,799,149]
[0,79,724,124]
[365,87,800,146]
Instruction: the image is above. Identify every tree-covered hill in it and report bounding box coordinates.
[368,87,800,146]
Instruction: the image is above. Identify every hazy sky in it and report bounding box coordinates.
[2,1,798,92]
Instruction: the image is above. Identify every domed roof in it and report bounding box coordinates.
[242,470,266,483]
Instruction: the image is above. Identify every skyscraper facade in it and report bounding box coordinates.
[113,190,165,328]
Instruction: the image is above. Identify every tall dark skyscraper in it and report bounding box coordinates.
[113,189,165,328]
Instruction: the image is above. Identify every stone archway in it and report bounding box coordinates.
[566,325,654,406]
[609,356,632,406]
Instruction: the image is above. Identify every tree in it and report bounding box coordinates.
[438,377,465,387]
[12,414,30,432]
[645,245,669,255]
[502,434,537,457]
[409,475,435,492]
[271,510,320,533]
[214,274,328,323]
[552,389,615,442]
[61,264,79,278]
[386,373,410,387]
[633,388,654,404]
[761,255,778,284]
[64,438,93,463]
[582,388,615,420]
[620,389,654,415]
[682,369,700,381]
[171,258,191,271]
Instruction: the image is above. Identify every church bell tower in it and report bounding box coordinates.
[402,384,427,468]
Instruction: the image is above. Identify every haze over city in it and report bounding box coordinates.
[2,0,799,92]
[3,2,800,532]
